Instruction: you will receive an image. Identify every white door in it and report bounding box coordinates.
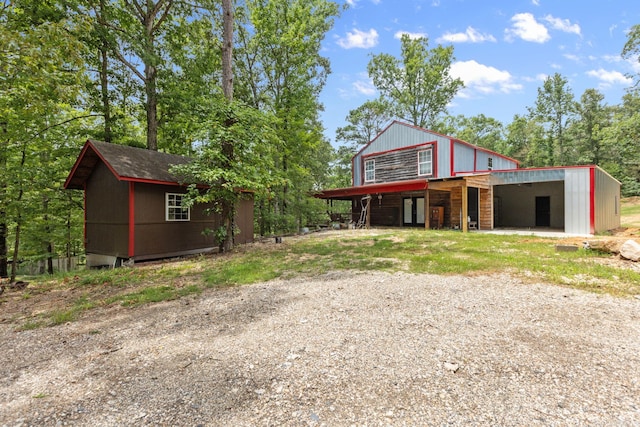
[416,198,425,224]
[403,198,412,224]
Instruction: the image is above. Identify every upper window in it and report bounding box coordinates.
[166,193,190,221]
[364,159,375,182]
[488,157,493,171]
[418,149,433,176]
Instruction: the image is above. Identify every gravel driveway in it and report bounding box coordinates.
[2,271,639,426]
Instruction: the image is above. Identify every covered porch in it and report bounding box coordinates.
[315,175,493,232]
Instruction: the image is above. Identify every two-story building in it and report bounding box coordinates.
[316,121,620,236]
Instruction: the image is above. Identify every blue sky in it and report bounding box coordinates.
[319,0,640,147]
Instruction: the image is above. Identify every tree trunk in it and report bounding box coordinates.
[94,0,113,143]
[145,62,158,151]
[220,0,235,252]
[0,121,7,278]
[43,195,54,275]
[100,41,113,143]
[10,219,21,283]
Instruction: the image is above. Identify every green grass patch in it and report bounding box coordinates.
[17,228,640,330]
[107,284,201,307]
[48,296,98,325]
[205,255,283,286]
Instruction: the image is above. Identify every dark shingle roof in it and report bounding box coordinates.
[65,140,192,189]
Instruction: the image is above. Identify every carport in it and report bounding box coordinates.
[490,166,621,236]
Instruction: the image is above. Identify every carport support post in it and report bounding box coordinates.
[366,194,371,229]
[461,181,468,232]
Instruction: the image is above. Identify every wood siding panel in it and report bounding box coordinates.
[450,187,462,229]
[365,145,433,184]
[133,183,217,258]
[235,196,254,244]
[479,188,492,229]
[85,162,129,255]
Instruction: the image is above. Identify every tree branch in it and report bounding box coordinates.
[27,114,103,142]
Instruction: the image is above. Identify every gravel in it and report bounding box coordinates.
[1,271,640,426]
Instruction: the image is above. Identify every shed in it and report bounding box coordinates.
[65,140,254,267]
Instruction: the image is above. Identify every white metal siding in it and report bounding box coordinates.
[594,167,621,232]
[564,169,591,235]
[453,143,475,174]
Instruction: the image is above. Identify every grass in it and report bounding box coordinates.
[10,200,640,329]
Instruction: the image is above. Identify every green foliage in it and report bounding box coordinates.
[367,34,464,129]
[527,73,577,166]
[335,99,392,149]
[233,0,343,236]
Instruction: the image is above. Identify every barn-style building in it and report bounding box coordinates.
[316,121,621,236]
[65,140,253,267]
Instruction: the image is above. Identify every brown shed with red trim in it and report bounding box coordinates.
[65,140,253,267]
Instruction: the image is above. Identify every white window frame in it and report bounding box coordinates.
[166,193,190,221]
[364,159,375,183]
[417,149,433,176]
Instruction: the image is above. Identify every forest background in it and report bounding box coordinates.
[2,0,640,279]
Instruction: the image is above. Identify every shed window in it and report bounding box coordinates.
[364,159,375,182]
[418,149,433,176]
[166,193,190,221]
[488,157,493,171]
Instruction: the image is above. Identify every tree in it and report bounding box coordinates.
[86,0,178,151]
[599,89,640,196]
[450,114,505,153]
[219,0,235,252]
[528,73,576,166]
[570,89,610,165]
[0,0,87,280]
[503,114,546,167]
[367,34,463,129]
[235,0,341,235]
[335,99,391,149]
[622,23,640,86]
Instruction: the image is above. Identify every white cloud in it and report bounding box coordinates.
[505,13,550,43]
[450,60,523,96]
[531,0,540,5]
[353,79,377,96]
[563,53,581,63]
[394,31,428,40]
[543,15,581,36]
[337,28,379,49]
[437,27,496,44]
[522,73,548,83]
[586,69,632,87]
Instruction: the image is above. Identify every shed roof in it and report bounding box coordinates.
[64,140,191,189]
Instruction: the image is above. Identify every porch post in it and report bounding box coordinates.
[366,194,371,229]
[461,180,468,233]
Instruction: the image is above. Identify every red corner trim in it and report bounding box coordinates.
[450,139,455,176]
[589,166,596,234]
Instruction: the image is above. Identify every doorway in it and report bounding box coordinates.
[535,196,551,227]
[467,187,479,228]
[403,197,425,226]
